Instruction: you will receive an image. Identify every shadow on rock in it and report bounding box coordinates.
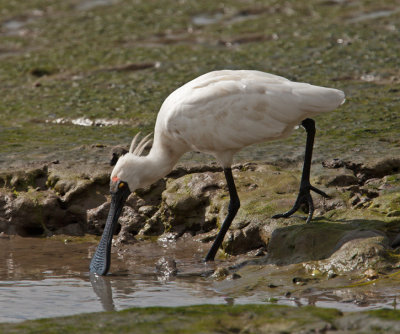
[265,217,399,274]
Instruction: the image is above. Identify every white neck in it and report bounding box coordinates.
[139,141,183,187]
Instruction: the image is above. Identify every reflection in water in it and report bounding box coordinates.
[89,274,115,311]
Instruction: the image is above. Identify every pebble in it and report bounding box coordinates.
[0,232,10,239]
[364,268,379,280]
[227,273,241,280]
[211,267,230,280]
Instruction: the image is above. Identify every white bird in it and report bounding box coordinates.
[90,70,345,275]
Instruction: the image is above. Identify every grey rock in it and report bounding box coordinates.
[223,221,265,255]
[110,146,128,166]
[326,174,359,187]
[86,201,111,234]
[155,257,178,279]
[305,232,390,274]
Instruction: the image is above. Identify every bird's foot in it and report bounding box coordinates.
[272,183,329,223]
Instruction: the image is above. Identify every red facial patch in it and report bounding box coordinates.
[112,176,120,183]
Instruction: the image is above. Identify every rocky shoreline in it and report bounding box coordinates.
[1,155,399,277]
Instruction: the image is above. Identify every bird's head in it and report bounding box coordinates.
[109,132,154,194]
[109,153,147,194]
[89,133,152,276]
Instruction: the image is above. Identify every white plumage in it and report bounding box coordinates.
[112,70,344,189]
[90,69,345,275]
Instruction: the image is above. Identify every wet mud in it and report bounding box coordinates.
[0,158,400,323]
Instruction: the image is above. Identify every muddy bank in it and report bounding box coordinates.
[1,157,399,278]
[1,304,399,333]
[1,158,400,324]
[1,0,399,171]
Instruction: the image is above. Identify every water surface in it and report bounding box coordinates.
[1,236,399,323]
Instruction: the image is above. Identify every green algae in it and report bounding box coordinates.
[1,0,399,168]
[369,308,400,321]
[0,166,47,191]
[1,304,399,334]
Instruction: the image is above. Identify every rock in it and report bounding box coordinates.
[370,191,400,215]
[0,163,113,236]
[363,268,379,280]
[326,174,359,187]
[137,217,165,236]
[0,231,9,239]
[86,201,111,234]
[138,205,157,217]
[0,218,8,234]
[0,189,11,216]
[392,234,400,248]
[233,162,259,171]
[318,197,346,212]
[386,210,400,217]
[119,206,146,235]
[121,190,165,238]
[161,172,225,233]
[163,172,222,210]
[211,267,230,280]
[193,229,218,243]
[135,179,166,205]
[166,164,222,178]
[110,146,128,166]
[1,159,399,284]
[292,277,312,285]
[63,179,104,207]
[223,221,265,255]
[46,167,109,209]
[264,218,395,275]
[334,312,400,333]
[311,269,322,276]
[3,190,76,236]
[247,247,267,257]
[0,165,48,191]
[227,273,241,280]
[155,257,178,279]
[323,158,400,183]
[322,158,346,169]
[305,232,390,274]
[266,221,345,265]
[364,178,382,187]
[357,158,400,182]
[55,223,84,236]
[114,229,136,245]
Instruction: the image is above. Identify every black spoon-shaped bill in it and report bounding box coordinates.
[89,181,131,275]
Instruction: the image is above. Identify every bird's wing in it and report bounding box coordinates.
[156,70,344,151]
[168,70,343,122]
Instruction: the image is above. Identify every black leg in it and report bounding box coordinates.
[205,168,240,261]
[272,118,329,223]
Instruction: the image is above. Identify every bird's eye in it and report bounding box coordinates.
[119,182,125,189]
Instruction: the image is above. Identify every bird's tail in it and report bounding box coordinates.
[294,84,346,113]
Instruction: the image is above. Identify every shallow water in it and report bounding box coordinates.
[0,236,399,323]
[0,236,222,322]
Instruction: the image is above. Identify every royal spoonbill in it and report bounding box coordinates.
[90,70,345,275]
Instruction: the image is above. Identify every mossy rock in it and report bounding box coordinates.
[0,165,48,191]
[1,304,399,334]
